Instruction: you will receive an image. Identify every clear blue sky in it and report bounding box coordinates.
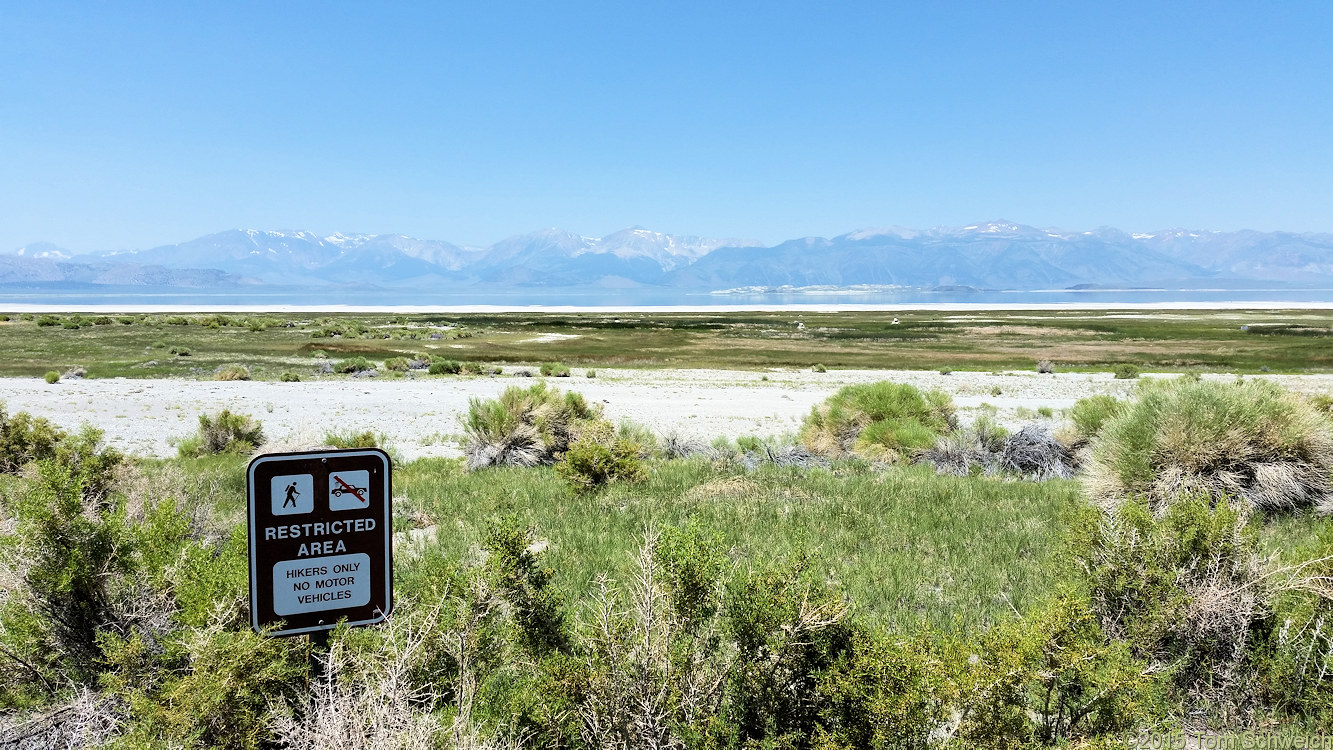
[2,1,1331,252]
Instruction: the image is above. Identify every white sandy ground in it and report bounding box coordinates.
[1,368,1331,462]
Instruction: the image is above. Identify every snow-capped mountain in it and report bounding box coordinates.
[469,227,759,285]
[12,242,74,260]
[6,221,1333,291]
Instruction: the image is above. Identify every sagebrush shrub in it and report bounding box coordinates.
[383,356,410,372]
[213,364,250,381]
[428,359,460,375]
[1085,378,1333,513]
[0,430,126,695]
[555,421,647,493]
[0,403,66,473]
[1113,363,1140,379]
[539,362,571,377]
[333,357,373,374]
[462,382,602,469]
[178,410,265,457]
[1068,497,1268,719]
[43,371,59,384]
[961,592,1159,745]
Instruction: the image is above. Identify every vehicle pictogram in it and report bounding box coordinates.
[329,470,371,511]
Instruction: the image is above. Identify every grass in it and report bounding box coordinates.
[113,448,1084,637]
[1,308,1332,379]
[396,458,1081,635]
[801,381,955,458]
[1086,378,1333,513]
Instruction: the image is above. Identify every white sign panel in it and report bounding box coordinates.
[272,553,372,616]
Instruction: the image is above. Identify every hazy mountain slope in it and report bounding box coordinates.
[1141,230,1333,283]
[0,256,245,287]
[91,230,475,285]
[671,222,1208,289]
[9,221,1332,293]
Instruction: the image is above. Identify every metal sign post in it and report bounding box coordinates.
[247,448,393,637]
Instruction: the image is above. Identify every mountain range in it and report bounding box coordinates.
[6,221,1333,292]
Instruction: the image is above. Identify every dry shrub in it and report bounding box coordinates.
[1075,498,1270,718]
[660,432,716,460]
[213,364,250,381]
[922,418,1075,480]
[738,444,830,471]
[252,426,327,457]
[999,424,1076,480]
[920,429,990,477]
[923,414,1008,477]
[269,610,443,750]
[111,462,215,542]
[461,382,602,469]
[0,687,125,748]
[178,409,266,457]
[1085,378,1333,514]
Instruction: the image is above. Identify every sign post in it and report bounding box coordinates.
[247,448,393,636]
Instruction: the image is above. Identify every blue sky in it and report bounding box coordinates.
[2,1,1331,251]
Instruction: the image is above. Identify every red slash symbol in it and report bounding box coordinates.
[332,474,368,504]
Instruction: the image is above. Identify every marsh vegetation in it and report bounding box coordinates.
[2,308,1333,380]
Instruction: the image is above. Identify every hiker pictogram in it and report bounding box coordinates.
[270,474,313,516]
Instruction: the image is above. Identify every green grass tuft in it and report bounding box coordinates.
[801,381,956,460]
[1086,378,1333,513]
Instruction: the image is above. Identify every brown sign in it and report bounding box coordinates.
[247,448,393,636]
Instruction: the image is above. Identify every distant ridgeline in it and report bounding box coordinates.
[5,222,1333,299]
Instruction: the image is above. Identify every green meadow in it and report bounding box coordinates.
[2,307,1332,379]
